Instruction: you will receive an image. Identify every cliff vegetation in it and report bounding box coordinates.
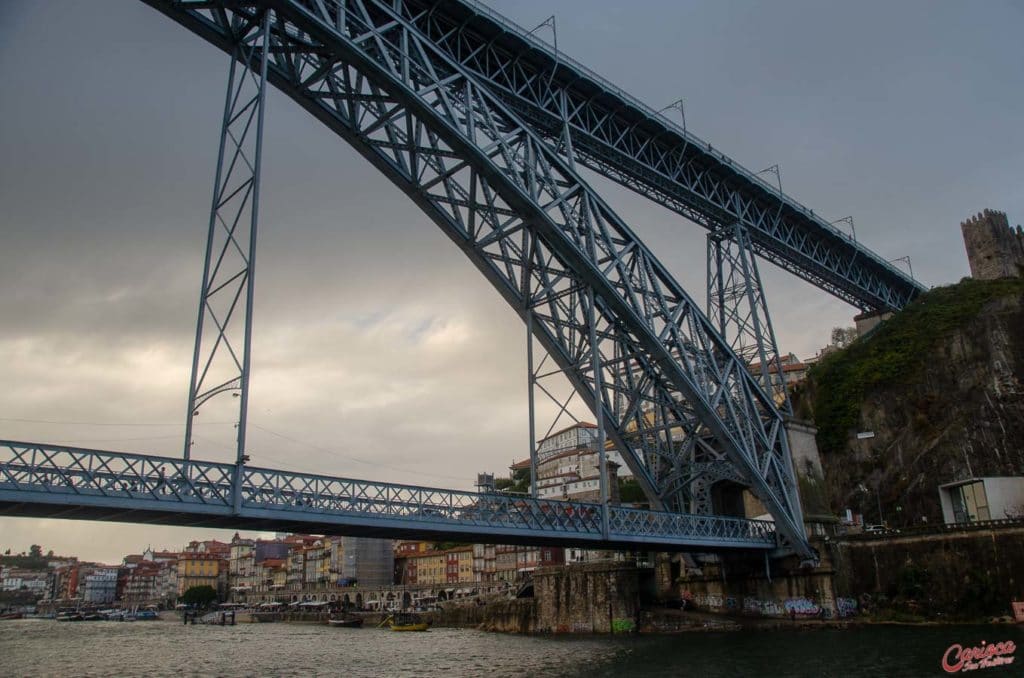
[792,276,1024,525]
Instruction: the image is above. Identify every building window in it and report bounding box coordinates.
[953,481,990,522]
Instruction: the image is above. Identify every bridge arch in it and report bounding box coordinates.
[137,1,810,557]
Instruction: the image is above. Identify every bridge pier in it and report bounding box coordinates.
[662,537,844,619]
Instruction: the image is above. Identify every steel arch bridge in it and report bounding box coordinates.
[0,1,922,561]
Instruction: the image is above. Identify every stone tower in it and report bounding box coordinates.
[961,209,1024,280]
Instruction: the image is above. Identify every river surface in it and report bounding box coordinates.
[1,619,1021,677]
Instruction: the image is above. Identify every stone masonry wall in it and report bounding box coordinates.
[533,561,640,633]
[676,544,853,619]
[962,209,1024,280]
[832,524,1024,619]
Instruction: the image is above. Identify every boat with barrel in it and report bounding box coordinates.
[383,612,430,632]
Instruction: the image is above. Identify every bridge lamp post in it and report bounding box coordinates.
[829,216,856,242]
[754,165,782,195]
[888,256,915,282]
[657,99,686,134]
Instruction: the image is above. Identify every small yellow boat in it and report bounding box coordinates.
[384,612,430,632]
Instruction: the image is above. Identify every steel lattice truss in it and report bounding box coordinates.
[0,441,775,551]
[184,13,270,464]
[397,0,925,312]
[708,222,790,412]
[137,0,812,558]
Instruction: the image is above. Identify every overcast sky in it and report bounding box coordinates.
[1,0,1021,563]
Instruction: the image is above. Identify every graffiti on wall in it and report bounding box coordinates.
[694,592,723,609]
[693,592,855,619]
[742,597,783,617]
[783,597,821,616]
[836,597,858,618]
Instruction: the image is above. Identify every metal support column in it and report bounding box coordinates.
[706,217,790,413]
[526,311,538,498]
[587,288,610,540]
[182,10,271,513]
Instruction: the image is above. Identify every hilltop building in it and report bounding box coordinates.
[962,209,1024,280]
[511,422,624,503]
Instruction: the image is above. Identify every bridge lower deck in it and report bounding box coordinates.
[0,440,778,553]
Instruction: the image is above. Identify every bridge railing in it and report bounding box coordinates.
[0,440,236,506]
[0,440,776,547]
[607,505,776,545]
[241,467,606,534]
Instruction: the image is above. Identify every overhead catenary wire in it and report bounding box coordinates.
[0,415,474,484]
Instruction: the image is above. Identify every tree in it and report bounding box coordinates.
[494,467,531,494]
[618,477,647,504]
[830,326,858,349]
[28,545,42,559]
[180,585,218,609]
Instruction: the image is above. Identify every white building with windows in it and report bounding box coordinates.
[939,477,1024,524]
[512,422,629,503]
[82,567,119,604]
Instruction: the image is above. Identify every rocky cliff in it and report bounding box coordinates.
[792,277,1024,526]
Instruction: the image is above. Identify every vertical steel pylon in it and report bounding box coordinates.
[182,10,271,508]
[706,219,790,413]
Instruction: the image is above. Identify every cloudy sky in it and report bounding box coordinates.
[1,0,1021,563]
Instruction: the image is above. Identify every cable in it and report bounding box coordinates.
[23,434,183,444]
[0,417,233,427]
[1,416,477,485]
[247,423,472,483]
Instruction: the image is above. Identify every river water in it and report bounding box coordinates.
[1,619,1020,677]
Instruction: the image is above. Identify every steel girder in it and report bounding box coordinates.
[396,0,925,313]
[142,0,811,558]
[0,441,776,551]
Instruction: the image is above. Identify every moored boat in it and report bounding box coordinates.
[386,612,430,632]
[327,616,363,628]
[56,612,84,622]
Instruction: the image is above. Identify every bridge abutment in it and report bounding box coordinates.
[657,537,847,619]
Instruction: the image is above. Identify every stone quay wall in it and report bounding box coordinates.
[832,523,1024,619]
[673,543,853,620]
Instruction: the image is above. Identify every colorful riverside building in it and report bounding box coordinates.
[177,552,227,599]
[228,534,290,602]
[81,566,119,605]
[224,534,394,604]
[253,558,287,596]
[395,542,562,586]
